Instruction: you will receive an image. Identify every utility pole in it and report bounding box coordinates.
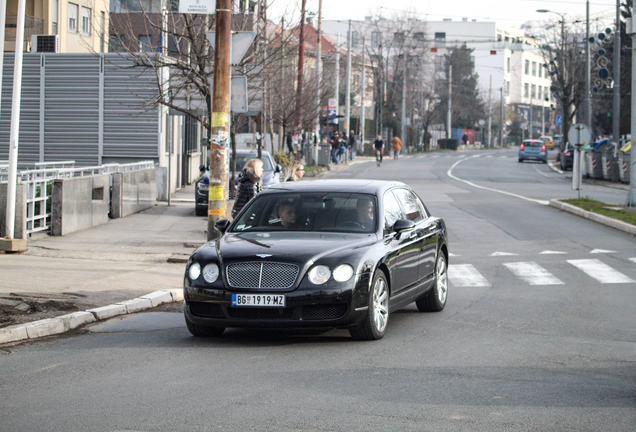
[260,0,268,159]
[4,0,26,246]
[446,65,452,140]
[295,0,306,132]
[344,19,352,138]
[627,18,636,207]
[487,75,492,147]
[208,0,231,240]
[585,0,591,129]
[279,17,285,151]
[500,87,504,147]
[360,36,366,146]
[0,0,6,122]
[334,34,340,130]
[314,0,322,138]
[401,58,406,150]
[612,0,620,144]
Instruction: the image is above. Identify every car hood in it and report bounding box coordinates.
[215,231,376,265]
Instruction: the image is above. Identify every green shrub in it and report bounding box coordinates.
[273,151,290,167]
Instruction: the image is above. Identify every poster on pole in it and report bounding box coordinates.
[179,0,215,14]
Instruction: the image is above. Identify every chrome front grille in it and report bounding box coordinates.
[226,262,299,289]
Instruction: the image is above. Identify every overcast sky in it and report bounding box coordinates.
[269,0,620,31]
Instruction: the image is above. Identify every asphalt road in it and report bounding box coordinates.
[1,148,635,431]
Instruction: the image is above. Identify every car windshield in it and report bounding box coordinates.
[230,153,274,171]
[231,192,377,233]
[523,140,541,147]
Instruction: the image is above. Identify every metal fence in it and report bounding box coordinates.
[1,160,154,235]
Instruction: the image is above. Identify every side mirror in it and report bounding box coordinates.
[214,219,231,233]
[275,164,282,173]
[392,219,415,239]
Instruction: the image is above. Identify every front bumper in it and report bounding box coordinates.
[184,276,370,329]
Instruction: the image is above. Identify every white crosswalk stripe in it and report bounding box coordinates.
[567,259,635,284]
[448,264,490,287]
[503,262,564,285]
[630,258,636,264]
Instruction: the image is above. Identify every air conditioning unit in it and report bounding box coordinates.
[31,35,60,53]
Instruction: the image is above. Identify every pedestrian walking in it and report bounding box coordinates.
[331,132,341,164]
[391,136,402,159]
[287,161,305,181]
[348,130,356,160]
[373,135,384,163]
[231,158,263,219]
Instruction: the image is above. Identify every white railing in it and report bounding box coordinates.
[1,161,155,235]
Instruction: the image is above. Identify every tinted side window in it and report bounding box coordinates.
[383,191,406,233]
[393,188,423,222]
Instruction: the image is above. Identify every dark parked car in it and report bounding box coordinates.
[518,139,547,163]
[184,180,449,340]
[195,150,282,217]
[558,143,575,171]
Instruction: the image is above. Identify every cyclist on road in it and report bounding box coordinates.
[373,135,384,164]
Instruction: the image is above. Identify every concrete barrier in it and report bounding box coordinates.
[51,174,110,236]
[111,168,157,218]
[0,183,27,241]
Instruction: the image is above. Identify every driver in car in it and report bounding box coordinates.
[356,198,375,230]
[273,201,303,229]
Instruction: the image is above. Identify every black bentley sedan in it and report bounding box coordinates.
[184,180,449,340]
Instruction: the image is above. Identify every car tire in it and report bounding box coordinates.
[416,252,448,312]
[185,312,225,337]
[518,158,523,163]
[195,206,207,217]
[349,270,389,341]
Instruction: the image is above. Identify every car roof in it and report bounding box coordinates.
[262,179,408,196]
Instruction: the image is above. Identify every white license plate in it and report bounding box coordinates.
[232,294,286,307]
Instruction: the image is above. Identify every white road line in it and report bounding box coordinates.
[533,165,552,178]
[448,264,490,287]
[567,259,635,284]
[447,156,550,205]
[630,258,636,264]
[503,262,564,285]
[540,250,567,255]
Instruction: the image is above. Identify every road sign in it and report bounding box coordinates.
[180,0,215,14]
[206,31,257,65]
[478,119,485,126]
[230,76,248,113]
[556,115,562,126]
[328,109,337,119]
[567,123,592,146]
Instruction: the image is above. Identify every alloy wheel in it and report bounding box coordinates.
[436,256,448,304]
[373,278,389,332]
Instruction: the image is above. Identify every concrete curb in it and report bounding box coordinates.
[0,289,184,346]
[549,199,636,236]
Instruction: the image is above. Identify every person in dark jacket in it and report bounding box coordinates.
[231,158,263,219]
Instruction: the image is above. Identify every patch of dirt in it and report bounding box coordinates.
[0,295,81,328]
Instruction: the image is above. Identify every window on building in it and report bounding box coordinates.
[393,32,405,45]
[371,31,381,47]
[531,84,536,98]
[524,83,529,98]
[507,57,510,73]
[538,86,542,100]
[414,32,425,42]
[81,7,91,35]
[505,36,509,42]
[68,3,78,33]
[52,0,58,34]
[434,32,446,48]
[506,80,510,95]
[538,64,542,78]
[139,35,152,52]
[434,55,445,71]
[168,35,182,57]
[545,87,550,101]
[525,59,529,75]
[351,31,359,48]
[497,33,502,42]
[109,34,126,52]
[532,61,537,76]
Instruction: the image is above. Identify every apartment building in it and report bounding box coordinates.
[5,0,109,53]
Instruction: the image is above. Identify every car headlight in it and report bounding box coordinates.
[197,183,209,191]
[188,262,201,280]
[202,263,220,283]
[308,265,331,285]
[332,264,354,282]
